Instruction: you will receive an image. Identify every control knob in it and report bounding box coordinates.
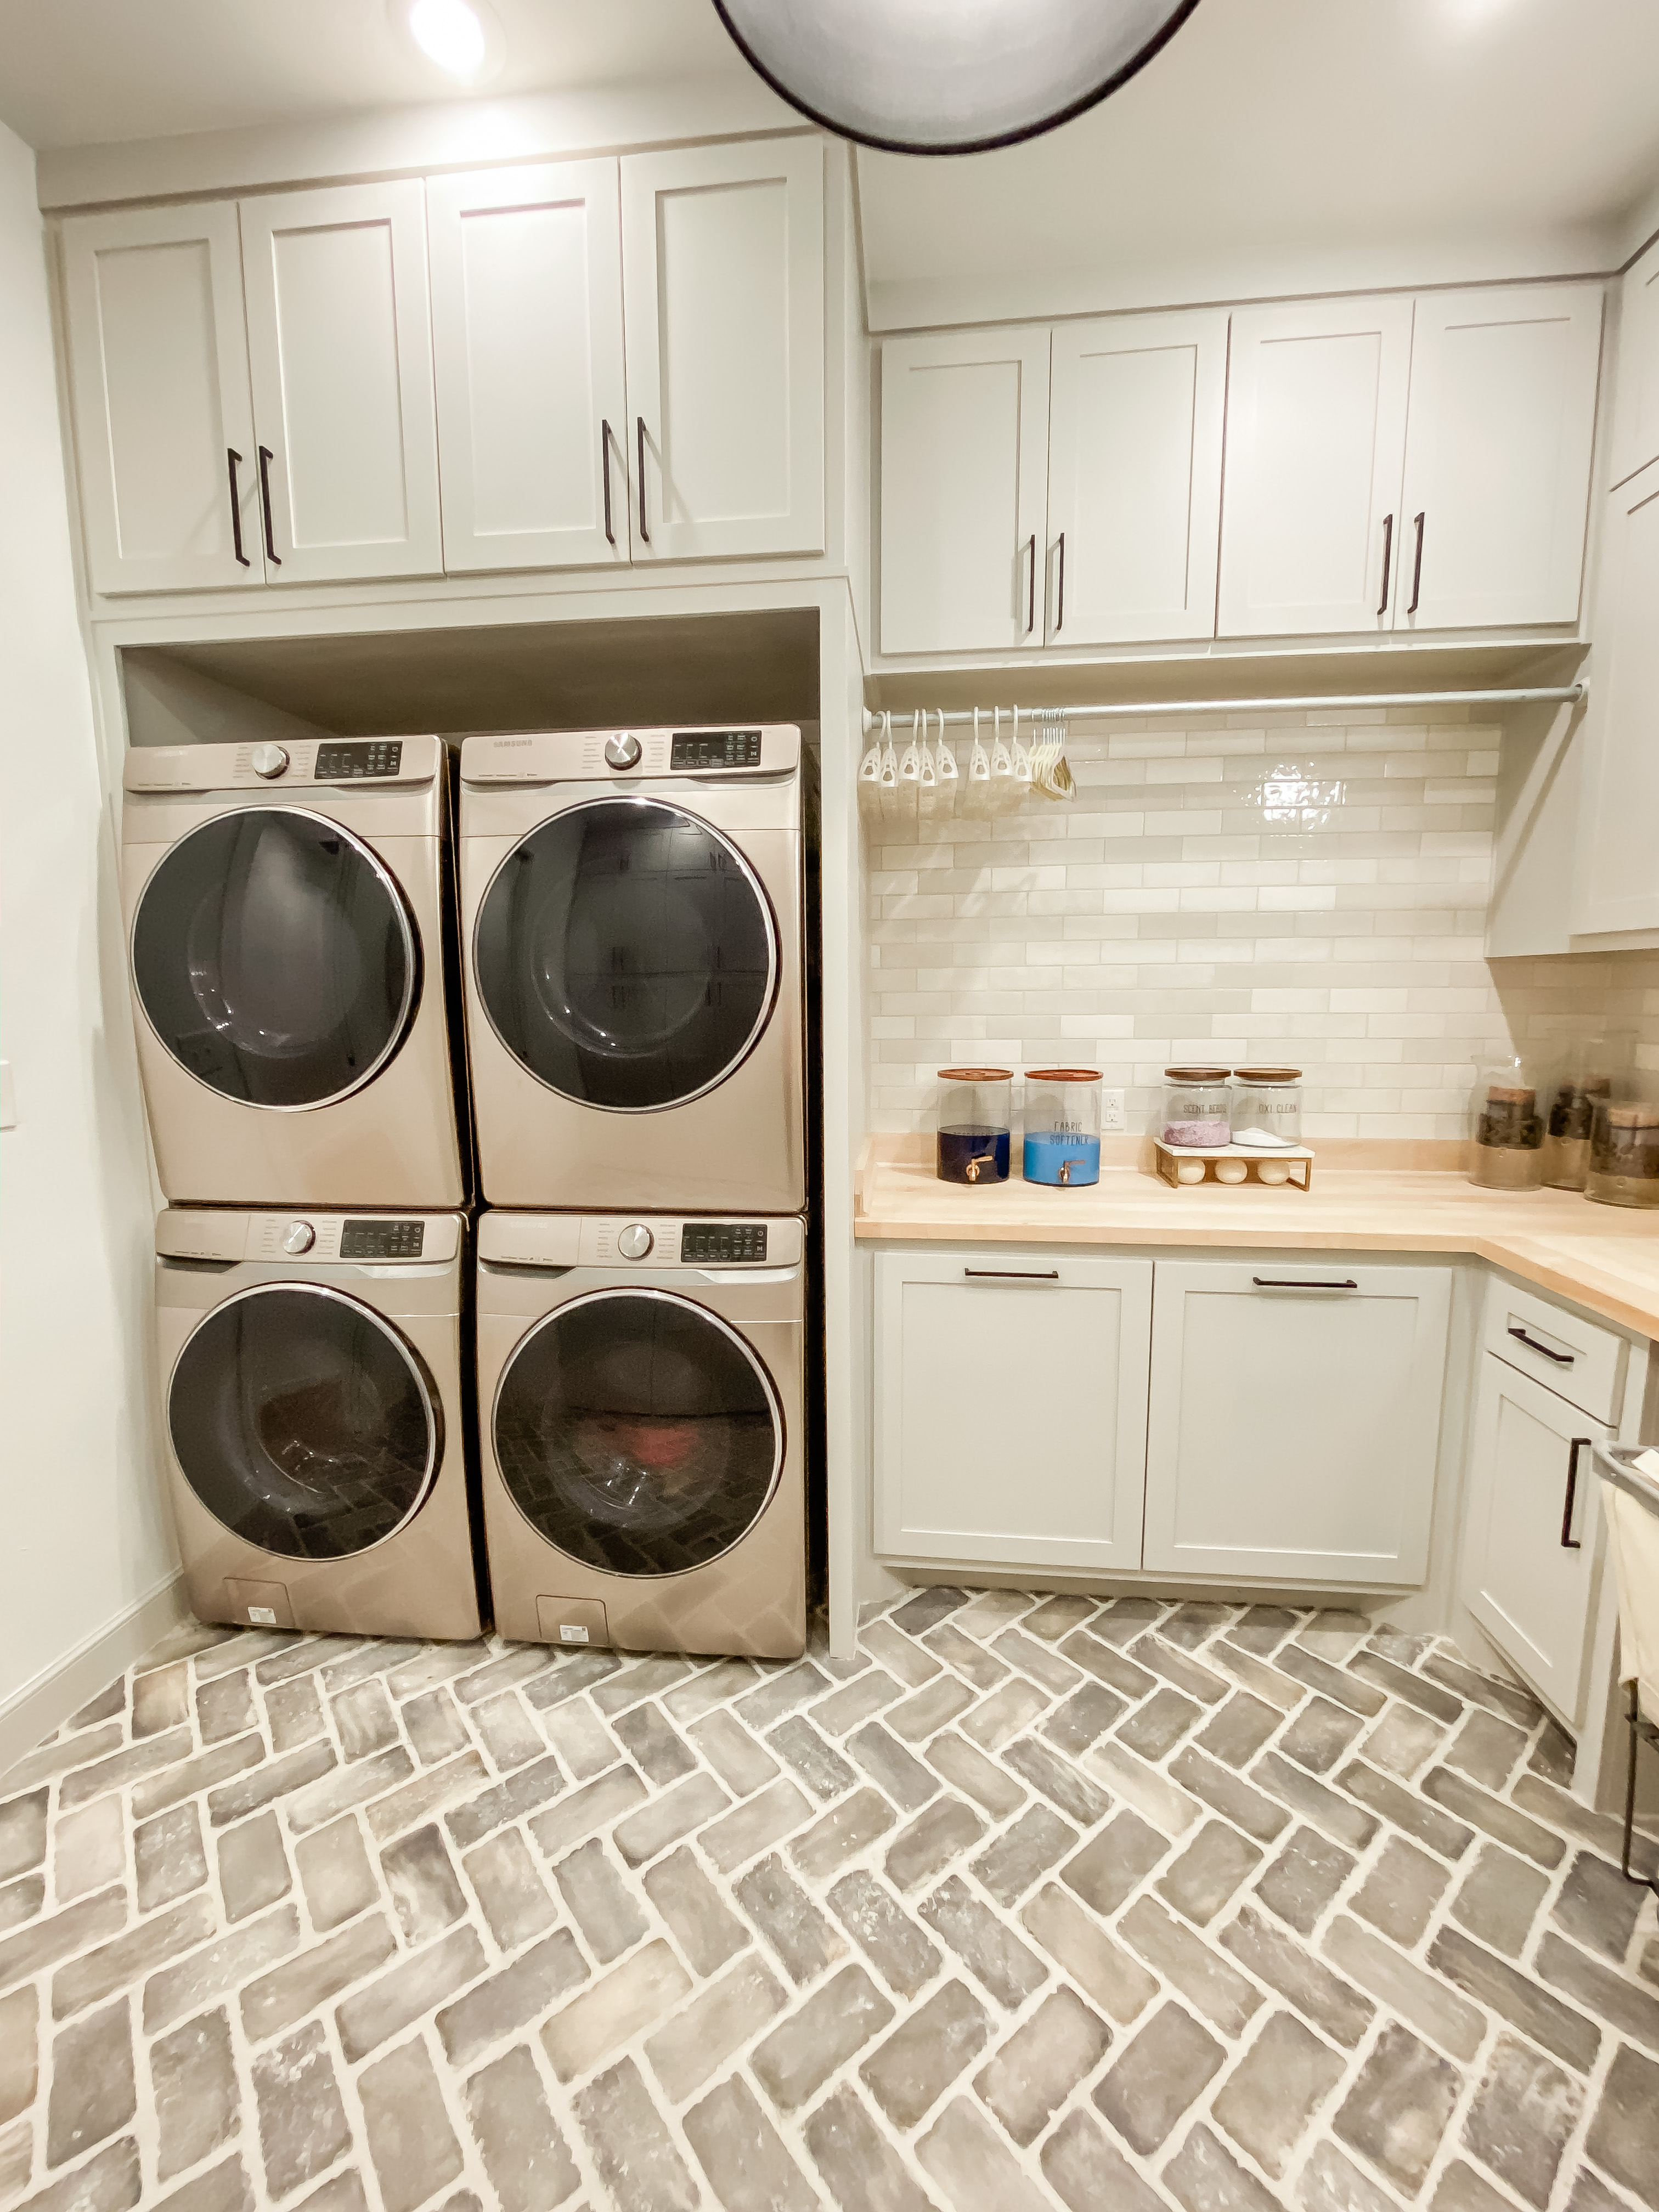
[250,743,290,780]
[282,1220,316,1255]
[617,1223,653,1261]
[603,732,643,771]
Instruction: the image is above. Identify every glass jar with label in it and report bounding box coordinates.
[1586,1096,1659,1209]
[1230,1068,1302,1151]
[1540,1050,1612,1191]
[1023,1069,1101,1186]
[1160,1067,1232,1149]
[1468,1057,1544,1191]
[935,1068,1012,1186]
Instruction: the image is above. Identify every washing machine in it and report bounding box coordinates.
[122,736,467,1206]
[155,1207,480,1639]
[475,1210,806,1658]
[459,725,804,1212]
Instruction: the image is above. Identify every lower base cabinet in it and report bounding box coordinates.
[874,1252,1153,1572]
[1462,1351,1611,1725]
[873,1250,1452,1589]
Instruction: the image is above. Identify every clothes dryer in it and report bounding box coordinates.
[475,1210,806,1658]
[459,726,804,1212]
[122,737,466,1206]
[155,1207,479,1640]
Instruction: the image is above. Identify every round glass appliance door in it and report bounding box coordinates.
[473,798,777,1111]
[169,1285,442,1560]
[493,1289,783,1576]
[132,808,418,1108]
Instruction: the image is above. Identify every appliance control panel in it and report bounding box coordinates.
[124,736,438,793]
[460,725,800,786]
[477,1213,803,1269]
[340,1218,426,1259]
[680,1221,769,1264]
[315,741,405,781]
[670,730,763,770]
[155,1210,460,1265]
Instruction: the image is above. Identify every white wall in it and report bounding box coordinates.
[0,117,177,1773]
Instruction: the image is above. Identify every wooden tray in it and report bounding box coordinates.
[1154,1140,1314,1191]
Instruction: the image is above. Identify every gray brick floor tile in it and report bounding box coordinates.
[921,1624,1009,1694]
[364,1750,491,1845]
[1434,2157,1520,2212]
[1118,1894,1263,2037]
[697,1778,810,1874]
[1001,1735,1110,1827]
[154,2152,252,2212]
[975,1985,1110,2147]
[958,1679,1048,1751]
[380,1823,467,1944]
[1451,1841,1553,1957]
[1164,2122,1283,2212]
[0,1793,47,1883]
[529,1764,647,1860]
[1058,1628,1156,1700]
[463,2044,581,2212]
[1118,1685,1203,1759]
[689,1707,778,1796]
[810,1669,906,1737]
[768,1714,856,1801]
[2,1889,128,2000]
[735,1853,844,1982]
[1086,1738,1203,1838]
[1094,2000,1224,2155]
[1274,1646,1387,1718]
[803,2085,937,2212]
[1158,1818,1264,1925]
[574,2057,701,2212]
[1513,1771,1659,1878]
[294,1817,378,1934]
[357,2036,464,2212]
[1171,1747,1291,1843]
[1350,1834,1448,1946]
[471,1694,545,1773]
[0,1985,39,2128]
[53,1802,123,1901]
[751,1962,894,2111]
[790,1786,898,1881]
[1195,1690,1282,1769]
[1253,1824,1356,1936]
[131,1736,264,1824]
[1043,2111,1165,2212]
[1585,2042,1659,2211]
[134,1804,207,1915]
[845,1725,941,1814]
[551,1838,648,1963]
[1427,1925,1601,2071]
[616,1770,735,1868]
[439,1754,563,1848]
[684,2074,821,2212]
[860,1977,989,2129]
[1213,2010,1345,2178]
[924,1732,1025,1820]
[207,1743,336,1829]
[1423,1765,1566,1867]
[1349,1650,1463,1725]
[1462,2031,1581,2210]
[335,1925,487,2061]
[534,1695,614,1782]
[1336,1759,1472,1860]
[1129,1635,1229,1706]
[1,1877,43,1934]
[1062,1809,1170,1917]
[239,1911,397,2043]
[153,2007,239,2181]
[52,1897,215,2021]
[1334,2020,1463,2196]
[1022,1883,1159,2025]
[885,1798,985,1894]
[1425,1651,1541,1728]
[828,1871,940,1997]
[886,1676,975,1742]
[1446,1708,1529,1791]
[1536,1929,1659,2051]
[45,1996,136,2168]
[216,1810,291,1924]
[641,1846,748,1977]
[435,1928,588,2070]
[518,1648,623,1712]
[400,1687,470,1767]
[542,1938,693,2083]
[1299,2138,1398,2212]
[144,1905,302,2035]
[1552,1850,1649,1963]
[1361,1706,1448,1786]
[1324,1911,1485,2059]
[1220,1905,1375,2048]
[261,1677,325,1753]
[917,2095,1052,2212]
[644,1953,786,2103]
[251,2020,351,2200]
[15,2135,140,2212]
[972,1805,1077,1909]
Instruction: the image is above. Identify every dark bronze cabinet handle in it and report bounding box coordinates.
[227,448,250,567]
[964,1268,1060,1282]
[1561,1437,1590,1549]
[1407,510,1424,614]
[1055,532,1066,633]
[1251,1277,1358,1290]
[1025,533,1036,634]
[636,416,650,545]
[601,419,615,546]
[1376,511,1392,615]
[1508,1324,1573,1365]
[257,445,281,565]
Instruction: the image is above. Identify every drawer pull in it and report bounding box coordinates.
[1251,1277,1357,1290]
[963,1268,1059,1282]
[1509,1324,1573,1365]
[1561,1436,1591,1550]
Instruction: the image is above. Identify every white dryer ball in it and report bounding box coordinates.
[1255,1159,1291,1186]
[1176,1158,1207,1184]
[1215,1158,1248,1183]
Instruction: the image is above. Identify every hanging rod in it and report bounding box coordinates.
[861,684,1584,733]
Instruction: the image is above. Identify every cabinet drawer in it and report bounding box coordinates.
[1485,1280,1625,1424]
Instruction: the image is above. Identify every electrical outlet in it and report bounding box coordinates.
[1101,1087,1126,1132]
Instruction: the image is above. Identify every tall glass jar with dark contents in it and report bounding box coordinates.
[1586,1095,1659,1209]
[1468,1057,1544,1192]
[935,1069,1012,1186]
[1541,1049,1611,1191]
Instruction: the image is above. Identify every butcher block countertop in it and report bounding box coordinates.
[855,1135,1659,1340]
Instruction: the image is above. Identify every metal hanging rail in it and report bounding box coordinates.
[861,684,1584,733]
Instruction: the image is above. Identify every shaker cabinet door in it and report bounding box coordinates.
[1046,308,1226,645]
[879,327,1051,655]
[1461,1352,1609,1725]
[1217,295,1413,637]
[1573,458,1659,936]
[874,1250,1152,1572]
[620,138,823,562]
[61,201,263,595]
[1397,285,1601,630]
[240,180,442,582]
[1143,1261,1450,1585]
[428,161,629,573]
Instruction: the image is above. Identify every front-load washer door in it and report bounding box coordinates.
[132,808,418,1108]
[169,1284,442,1559]
[473,797,777,1111]
[493,1288,783,1575]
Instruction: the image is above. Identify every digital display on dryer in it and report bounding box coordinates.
[340,1218,425,1259]
[315,741,404,780]
[680,1222,768,1264]
[671,730,762,769]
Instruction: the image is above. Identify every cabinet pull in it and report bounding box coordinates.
[227,449,251,568]
[1561,1436,1591,1549]
[600,419,616,547]
[963,1268,1060,1282]
[1025,533,1036,634]
[1376,511,1392,614]
[257,445,281,566]
[1251,1276,1358,1290]
[1508,1324,1573,1365]
[1407,510,1424,614]
[1055,532,1066,633]
[636,417,651,545]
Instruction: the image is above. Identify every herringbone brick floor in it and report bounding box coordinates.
[1,1590,1656,2212]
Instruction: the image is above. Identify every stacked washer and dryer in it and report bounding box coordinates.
[121,723,809,1661]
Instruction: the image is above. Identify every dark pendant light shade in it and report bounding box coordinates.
[712,0,1203,156]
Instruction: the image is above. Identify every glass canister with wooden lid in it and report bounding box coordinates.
[935,1068,1012,1186]
[1160,1067,1232,1149]
[1023,1069,1102,1186]
[1230,1068,1302,1152]
[1540,1047,1612,1191]
[1586,1089,1659,1209]
[1468,1058,1544,1191]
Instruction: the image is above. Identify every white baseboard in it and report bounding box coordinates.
[0,1572,189,1785]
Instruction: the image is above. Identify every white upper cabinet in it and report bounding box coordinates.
[1397,286,1602,629]
[428,161,628,573]
[1609,235,1659,488]
[1143,1261,1451,1586]
[240,180,442,583]
[61,202,263,595]
[1046,309,1226,645]
[874,1250,1153,1573]
[879,327,1051,654]
[1218,295,1413,637]
[621,139,823,562]
[1573,456,1659,936]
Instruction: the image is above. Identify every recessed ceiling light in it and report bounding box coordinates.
[392,0,505,84]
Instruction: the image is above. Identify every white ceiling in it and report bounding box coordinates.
[3,0,1658,325]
